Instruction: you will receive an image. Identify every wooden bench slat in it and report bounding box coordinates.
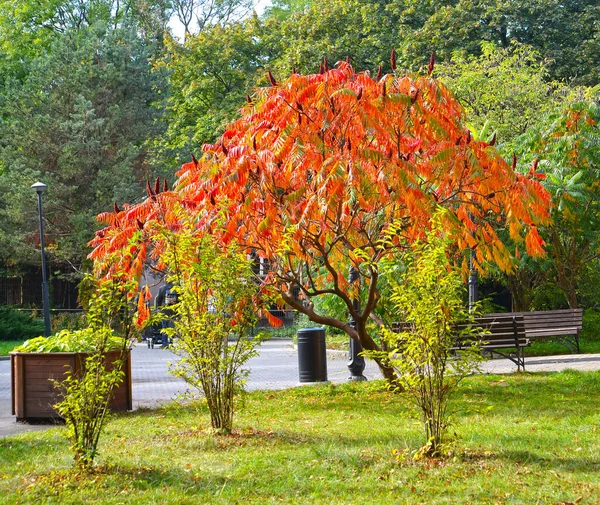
[487,309,583,353]
[392,314,528,371]
[526,328,579,335]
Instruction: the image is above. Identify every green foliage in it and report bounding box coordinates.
[0,20,165,269]
[50,274,138,469]
[375,213,483,457]
[14,328,126,353]
[581,308,600,343]
[0,307,45,341]
[50,312,87,333]
[264,0,314,20]
[157,214,264,434]
[260,0,398,76]
[516,101,600,308]
[149,21,265,170]
[437,42,574,153]
[578,260,600,309]
[400,0,600,85]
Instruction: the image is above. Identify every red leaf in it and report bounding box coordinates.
[268,70,277,86]
[428,52,435,75]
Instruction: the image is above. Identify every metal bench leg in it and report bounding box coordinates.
[517,347,525,373]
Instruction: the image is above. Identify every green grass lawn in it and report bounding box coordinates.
[0,340,22,356]
[525,338,600,356]
[1,371,600,504]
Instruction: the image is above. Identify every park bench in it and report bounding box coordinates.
[392,314,529,372]
[487,308,583,353]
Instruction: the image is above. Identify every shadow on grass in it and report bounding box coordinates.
[19,459,325,500]
[10,464,209,500]
[495,449,600,473]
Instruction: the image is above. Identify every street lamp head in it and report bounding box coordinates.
[31,181,47,194]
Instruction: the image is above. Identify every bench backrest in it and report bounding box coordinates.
[487,309,583,332]
[457,315,526,343]
[391,315,526,342]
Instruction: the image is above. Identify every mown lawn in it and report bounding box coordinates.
[1,371,599,504]
[0,341,23,356]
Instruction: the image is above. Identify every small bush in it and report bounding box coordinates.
[581,308,600,342]
[157,214,266,435]
[51,275,137,469]
[374,213,483,458]
[51,311,87,332]
[0,307,45,341]
[14,328,127,353]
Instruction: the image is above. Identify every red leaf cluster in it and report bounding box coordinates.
[89,61,551,283]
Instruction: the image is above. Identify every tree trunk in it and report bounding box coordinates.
[355,330,401,386]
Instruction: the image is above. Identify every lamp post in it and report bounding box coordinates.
[31,182,51,337]
[347,266,367,381]
[468,213,478,313]
[468,249,478,313]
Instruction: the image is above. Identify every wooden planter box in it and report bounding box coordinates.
[10,350,132,422]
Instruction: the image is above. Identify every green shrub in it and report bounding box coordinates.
[51,275,137,470]
[581,308,600,342]
[157,214,265,435]
[14,328,127,353]
[51,311,87,332]
[0,306,45,341]
[373,212,484,458]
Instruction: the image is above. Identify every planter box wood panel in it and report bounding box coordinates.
[10,350,132,422]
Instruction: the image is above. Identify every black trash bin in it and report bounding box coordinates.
[297,327,328,382]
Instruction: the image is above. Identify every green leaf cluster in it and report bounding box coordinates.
[156,211,265,434]
[0,307,45,342]
[513,100,600,308]
[13,327,126,353]
[37,270,139,469]
[375,212,483,457]
[437,42,576,153]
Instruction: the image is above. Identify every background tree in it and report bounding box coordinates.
[172,0,253,39]
[436,42,576,154]
[516,101,600,308]
[0,22,165,272]
[263,0,313,20]
[401,0,600,85]
[260,0,399,76]
[150,20,265,170]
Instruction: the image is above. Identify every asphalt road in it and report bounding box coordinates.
[2,340,600,438]
[0,340,381,438]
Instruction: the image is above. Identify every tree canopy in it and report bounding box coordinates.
[90,62,551,378]
[516,101,600,308]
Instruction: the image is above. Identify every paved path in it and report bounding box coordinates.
[2,341,600,438]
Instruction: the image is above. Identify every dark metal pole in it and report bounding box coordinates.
[32,182,51,337]
[347,266,366,381]
[468,212,478,313]
[468,249,478,313]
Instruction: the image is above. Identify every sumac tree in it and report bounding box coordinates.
[90,61,550,382]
